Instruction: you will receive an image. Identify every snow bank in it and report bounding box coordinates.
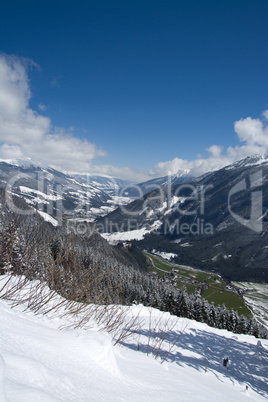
[0,276,267,401]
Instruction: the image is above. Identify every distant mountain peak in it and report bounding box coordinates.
[225,154,268,171]
[0,157,48,170]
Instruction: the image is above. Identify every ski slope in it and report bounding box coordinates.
[0,279,267,401]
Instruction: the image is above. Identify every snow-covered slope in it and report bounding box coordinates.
[0,278,267,401]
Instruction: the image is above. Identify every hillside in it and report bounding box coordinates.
[0,277,267,401]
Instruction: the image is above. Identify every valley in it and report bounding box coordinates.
[1,156,267,402]
[145,252,252,317]
[99,154,268,283]
[0,155,267,333]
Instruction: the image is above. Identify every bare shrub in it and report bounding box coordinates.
[146,309,187,364]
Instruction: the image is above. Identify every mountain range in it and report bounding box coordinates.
[1,155,268,282]
[72,174,134,196]
[97,155,268,282]
[118,171,193,198]
[0,159,130,222]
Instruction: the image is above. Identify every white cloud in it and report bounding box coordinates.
[234,116,268,147]
[263,110,268,120]
[151,110,268,179]
[207,145,223,158]
[0,54,50,144]
[0,144,23,160]
[0,54,107,174]
[23,133,107,172]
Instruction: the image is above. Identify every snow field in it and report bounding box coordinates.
[0,276,268,401]
[101,220,162,243]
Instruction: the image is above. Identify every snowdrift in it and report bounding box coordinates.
[0,276,267,401]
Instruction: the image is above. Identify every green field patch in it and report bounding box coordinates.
[145,252,220,284]
[202,286,251,316]
[144,251,252,317]
[150,266,165,278]
[177,281,196,294]
[145,252,214,280]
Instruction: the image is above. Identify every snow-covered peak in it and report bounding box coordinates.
[0,157,48,170]
[225,154,268,171]
[174,168,191,178]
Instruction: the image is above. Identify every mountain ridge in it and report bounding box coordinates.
[97,154,268,282]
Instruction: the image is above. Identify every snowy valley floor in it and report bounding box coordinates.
[0,283,268,401]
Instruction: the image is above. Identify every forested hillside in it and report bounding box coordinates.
[0,189,266,339]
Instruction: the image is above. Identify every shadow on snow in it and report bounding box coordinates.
[122,327,268,398]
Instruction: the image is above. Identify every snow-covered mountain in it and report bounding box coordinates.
[0,159,137,222]
[0,277,267,401]
[97,155,268,282]
[73,172,192,199]
[0,157,48,170]
[0,160,115,221]
[72,174,135,196]
[121,171,193,198]
[225,154,268,170]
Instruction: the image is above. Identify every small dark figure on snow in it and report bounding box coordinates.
[223,357,229,368]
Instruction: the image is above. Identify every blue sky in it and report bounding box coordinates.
[0,0,267,181]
